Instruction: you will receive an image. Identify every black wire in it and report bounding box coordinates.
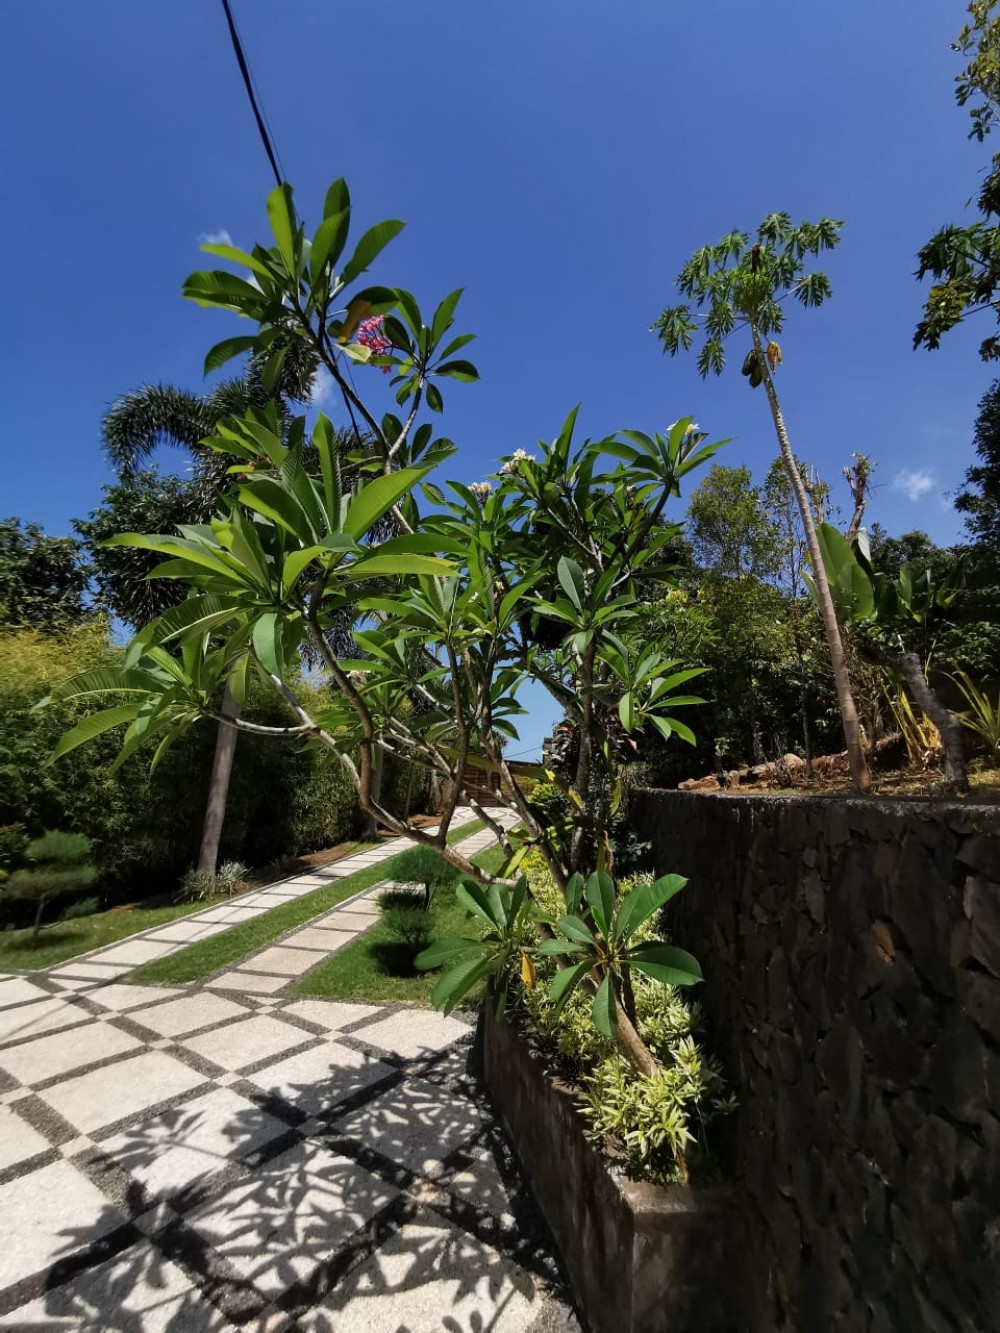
[219,0,284,188]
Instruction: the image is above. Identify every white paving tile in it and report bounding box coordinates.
[40,1050,206,1133]
[354,1009,471,1060]
[251,1040,391,1116]
[128,992,250,1038]
[314,1212,537,1331]
[85,939,177,966]
[0,1159,125,1288]
[0,1020,141,1085]
[0,996,90,1046]
[102,1087,288,1200]
[188,1143,397,1299]
[281,1000,381,1032]
[0,1242,228,1331]
[84,983,183,1013]
[208,971,289,995]
[0,1107,53,1170]
[47,961,130,980]
[315,910,378,930]
[241,946,328,977]
[182,1015,311,1071]
[335,1075,485,1180]
[141,921,230,943]
[0,978,50,1009]
[279,927,356,953]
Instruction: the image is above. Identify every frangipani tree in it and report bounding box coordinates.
[653,213,873,793]
[47,179,722,1077]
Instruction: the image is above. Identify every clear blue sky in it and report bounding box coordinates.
[1,1,992,757]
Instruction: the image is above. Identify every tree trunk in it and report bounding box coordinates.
[751,326,871,793]
[361,744,386,842]
[899,652,969,794]
[197,684,241,877]
[31,896,47,944]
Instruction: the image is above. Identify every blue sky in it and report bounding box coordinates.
[1,1,993,757]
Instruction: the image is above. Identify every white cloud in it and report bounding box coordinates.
[199,228,233,247]
[308,367,335,408]
[892,468,935,503]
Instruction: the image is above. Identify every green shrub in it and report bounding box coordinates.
[5,830,97,941]
[514,855,733,1184]
[62,895,100,921]
[0,626,363,902]
[386,845,459,909]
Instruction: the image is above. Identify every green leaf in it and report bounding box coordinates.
[51,704,143,760]
[614,875,687,942]
[591,976,617,1037]
[628,942,703,986]
[252,612,282,676]
[203,335,259,375]
[618,691,635,732]
[434,359,479,382]
[341,552,453,582]
[414,937,485,970]
[431,288,464,346]
[340,220,405,285]
[550,917,597,955]
[199,242,274,280]
[548,959,593,1014]
[310,209,351,284]
[343,466,430,539]
[430,952,496,1014]
[323,178,350,219]
[183,270,264,314]
[425,382,444,413]
[556,557,586,612]
[536,938,589,956]
[585,871,615,937]
[46,666,159,702]
[456,879,501,928]
[564,872,585,912]
[267,183,298,274]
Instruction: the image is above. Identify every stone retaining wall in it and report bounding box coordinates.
[632,789,1000,1330]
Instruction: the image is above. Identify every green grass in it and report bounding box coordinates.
[128,817,488,988]
[291,840,508,1006]
[0,898,232,973]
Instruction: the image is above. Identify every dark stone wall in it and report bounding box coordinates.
[632,789,1000,1331]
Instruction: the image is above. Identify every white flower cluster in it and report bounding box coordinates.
[499,448,536,475]
[666,421,701,437]
[469,480,492,502]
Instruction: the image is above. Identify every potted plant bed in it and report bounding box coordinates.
[477,1005,746,1333]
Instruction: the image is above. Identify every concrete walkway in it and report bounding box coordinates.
[0,814,578,1331]
[41,809,501,994]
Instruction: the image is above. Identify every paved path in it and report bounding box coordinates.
[41,809,502,995]
[0,814,579,1331]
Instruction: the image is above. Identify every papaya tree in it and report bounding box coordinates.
[46,178,721,1078]
[653,214,873,792]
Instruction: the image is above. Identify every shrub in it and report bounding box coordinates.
[5,830,97,941]
[514,856,733,1184]
[216,860,249,897]
[0,625,363,902]
[386,845,459,909]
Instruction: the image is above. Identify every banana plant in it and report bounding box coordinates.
[814,522,970,793]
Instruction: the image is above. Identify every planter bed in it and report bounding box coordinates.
[478,1005,746,1333]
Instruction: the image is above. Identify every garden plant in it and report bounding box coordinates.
[48,177,730,1166]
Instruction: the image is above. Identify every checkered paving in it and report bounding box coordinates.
[0,811,575,1329]
[0,977,578,1330]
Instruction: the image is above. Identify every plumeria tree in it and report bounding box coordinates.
[653,213,872,792]
[47,179,722,1078]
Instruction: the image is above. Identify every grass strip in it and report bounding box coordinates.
[291,841,507,1006]
[0,898,234,974]
[128,817,487,987]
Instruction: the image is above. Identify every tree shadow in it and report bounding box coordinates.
[1,1039,577,1331]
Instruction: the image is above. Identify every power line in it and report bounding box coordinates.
[219,0,284,188]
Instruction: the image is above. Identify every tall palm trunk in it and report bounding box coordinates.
[751,326,871,793]
[197,685,241,875]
